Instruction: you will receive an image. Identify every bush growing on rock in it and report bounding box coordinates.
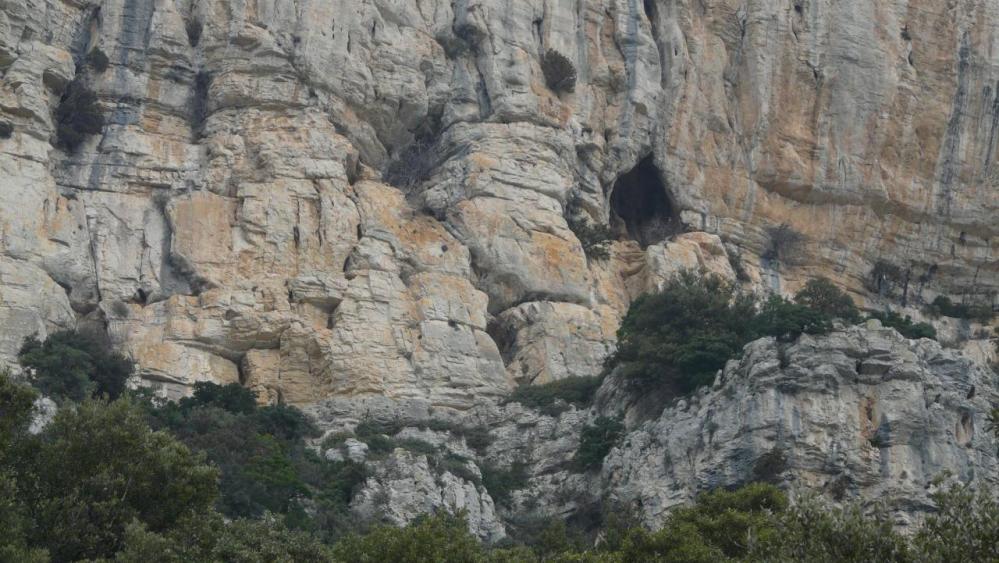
[567,215,614,261]
[927,295,993,322]
[54,79,104,151]
[18,330,133,403]
[868,309,937,339]
[794,277,861,323]
[541,49,577,92]
[610,272,861,398]
[505,375,603,416]
[572,416,624,472]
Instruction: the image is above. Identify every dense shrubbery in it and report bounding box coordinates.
[927,295,993,322]
[868,309,937,339]
[541,49,577,92]
[54,79,104,151]
[143,382,367,535]
[6,330,997,561]
[610,272,853,397]
[505,375,602,416]
[18,329,133,402]
[794,277,862,323]
[572,416,624,472]
[481,461,530,506]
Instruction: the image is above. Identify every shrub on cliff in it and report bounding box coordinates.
[54,79,104,151]
[541,49,577,92]
[18,330,133,403]
[611,271,759,395]
[794,277,861,323]
[868,309,937,339]
[144,383,366,535]
[505,375,603,416]
[610,272,840,397]
[572,416,624,472]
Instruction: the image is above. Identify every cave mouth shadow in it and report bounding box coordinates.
[609,156,682,248]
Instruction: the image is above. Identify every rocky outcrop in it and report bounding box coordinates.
[0,0,995,406]
[602,323,999,527]
[315,326,997,537]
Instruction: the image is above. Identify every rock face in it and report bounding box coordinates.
[319,326,998,537]
[602,323,999,527]
[0,0,997,540]
[0,0,995,405]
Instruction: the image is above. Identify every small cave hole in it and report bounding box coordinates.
[609,156,681,247]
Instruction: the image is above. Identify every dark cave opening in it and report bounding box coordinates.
[609,156,681,247]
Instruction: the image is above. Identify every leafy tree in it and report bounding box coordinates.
[114,512,337,563]
[619,484,787,562]
[18,330,133,402]
[331,512,484,563]
[54,79,104,151]
[794,278,861,323]
[756,295,833,342]
[143,382,364,537]
[914,485,999,562]
[11,397,218,561]
[755,494,911,562]
[573,417,624,472]
[612,272,759,395]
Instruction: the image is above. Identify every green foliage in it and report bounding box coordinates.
[114,512,336,562]
[6,396,218,561]
[763,223,805,266]
[914,485,999,562]
[794,278,861,323]
[505,375,603,416]
[927,295,993,322]
[481,461,529,506]
[433,453,481,484]
[752,447,787,484]
[620,484,788,562]
[613,272,760,395]
[755,493,911,562]
[54,78,104,151]
[333,512,464,562]
[868,309,937,339]
[573,417,624,472]
[143,383,364,537]
[755,295,833,343]
[568,216,614,261]
[18,330,133,403]
[541,49,577,92]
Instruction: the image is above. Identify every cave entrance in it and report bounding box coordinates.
[609,156,680,247]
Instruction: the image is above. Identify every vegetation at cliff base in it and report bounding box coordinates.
[3,330,998,562]
[18,329,133,403]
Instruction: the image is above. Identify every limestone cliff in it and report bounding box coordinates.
[0,0,997,538]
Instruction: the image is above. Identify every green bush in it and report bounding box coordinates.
[568,216,614,261]
[143,383,363,536]
[927,295,993,322]
[541,49,577,92]
[505,375,603,416]
[572,417,624,472]
[612,272,760,395]
[756,295,833,342]
[794,278,861,323]
[7,394,218,561]
[18,330,133,403]
[54,79,104,151]
[481,461,530,506]
[868,310,937,339]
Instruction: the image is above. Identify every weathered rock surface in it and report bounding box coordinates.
[0,0,997,541]
[602,324,999,527]
[318,326,997,537]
